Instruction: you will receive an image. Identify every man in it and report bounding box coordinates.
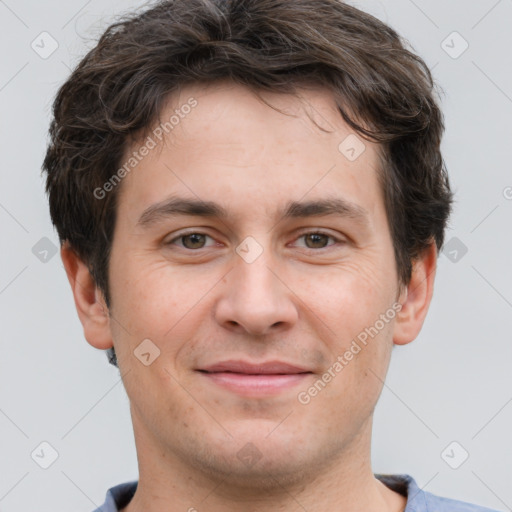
[42,0,499,511]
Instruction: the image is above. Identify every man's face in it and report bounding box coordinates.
[107,81,403,483]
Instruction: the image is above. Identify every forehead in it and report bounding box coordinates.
[116,81,384,226]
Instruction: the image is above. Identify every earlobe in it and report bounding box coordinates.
[60,243,114,350]
[392,241,437,346]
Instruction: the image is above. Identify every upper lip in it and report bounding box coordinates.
[199,360,312,374]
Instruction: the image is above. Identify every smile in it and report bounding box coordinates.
[197,360,313,396]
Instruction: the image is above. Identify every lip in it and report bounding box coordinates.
[200,360,311,374]
[197,360,313,396]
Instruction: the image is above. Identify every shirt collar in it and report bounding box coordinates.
[102,474,428,511]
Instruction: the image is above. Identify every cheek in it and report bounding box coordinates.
[112,256,191,326]
[109,255,225,372]
[108,259,178,356]
[290,257,396,400]
[315,316,394,422]
[293,257,393,332]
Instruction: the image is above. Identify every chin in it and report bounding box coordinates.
[194,448,316,490]
[180,428,329,491]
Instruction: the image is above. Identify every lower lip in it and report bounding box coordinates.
[199,371,311,396]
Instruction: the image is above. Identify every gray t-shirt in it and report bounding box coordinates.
[91,474,500,511]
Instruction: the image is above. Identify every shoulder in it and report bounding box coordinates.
[92,481,138,512]
[421,491,502,512]
[375,474,501,512]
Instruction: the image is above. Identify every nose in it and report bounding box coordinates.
[214,246,299,336]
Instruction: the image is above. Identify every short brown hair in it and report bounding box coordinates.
[43,0,453,309]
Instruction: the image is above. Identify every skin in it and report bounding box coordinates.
[62,81,436,512]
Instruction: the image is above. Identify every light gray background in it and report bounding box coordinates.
[1,0,511,510]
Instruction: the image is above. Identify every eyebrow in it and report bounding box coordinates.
[136,196,369,228]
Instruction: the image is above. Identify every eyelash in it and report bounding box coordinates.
[166,230,344,251]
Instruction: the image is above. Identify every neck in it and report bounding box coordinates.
[121,413,406,512]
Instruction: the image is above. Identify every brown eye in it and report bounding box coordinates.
[303,233,331,249]
[180,233,208,249]
[165,231,219,251]
[181,233,206,249]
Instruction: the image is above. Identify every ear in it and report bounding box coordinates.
[60,243,113,350]
[393,241,437,346]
